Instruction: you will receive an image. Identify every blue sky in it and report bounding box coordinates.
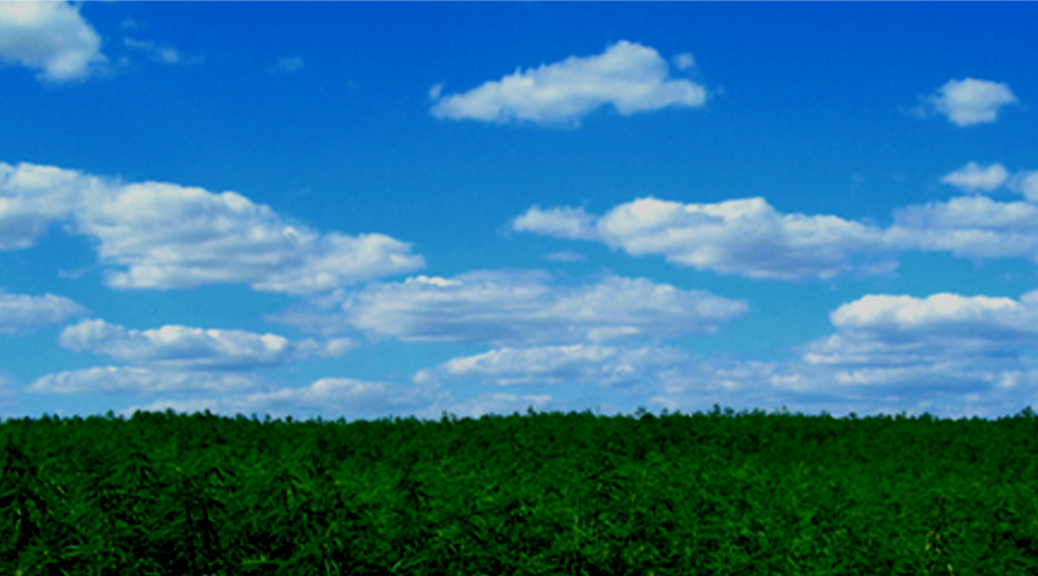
[2,2,1038,421]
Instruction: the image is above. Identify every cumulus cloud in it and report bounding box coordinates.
[948,164,1038,203]
[450,291,1038,416]
[643,355,1036,420]
[413,344,689,388]
[940,162,1010,193]
[0,292,87,333]
[406,333,1038,420]
[1010,171,1038,203]
[79,181,424,292]
[514,197,894,280]
[387,284,1038,419]
[657,290,1038,416]
[274,270,747,345]
[0,161,424,294]
[886,195,1038,261]
[408,343,885,419]
[920,78,1019,126]
[828,292,1036,336]
[236,378,399,412]
[116,375,456,422]
[0,1,106,82]
[59,318,353,371]
[430,41,707,125]
[48,288,1038,419]
[515,179,1038,280]
[27,367,454,424]
[799,291,1038,395]
[513,206,597,240]
[0,160,99,249]
[27,366,265,395]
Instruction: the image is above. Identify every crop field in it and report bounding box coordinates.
[2,406,1038,575]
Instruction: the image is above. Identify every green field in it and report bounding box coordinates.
[3,406,1038,575]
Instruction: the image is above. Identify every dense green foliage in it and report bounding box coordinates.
[2,405,1038,575]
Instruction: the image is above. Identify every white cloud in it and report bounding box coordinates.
[27,366,264,395]
[237,378,396,412]
[59,318,353,370]
[925,78,1019,126]
[594,198,890,280]
[117,375,455,422]
[513,206,597,240]
[0,160,99,249]
[412,333,1038,420]
[514,197,893,280]
[90,291,1038,420]
[64,296,1038,420]
[409,344,869,418]
[672,53,695,71]
[413,344,689,388]
[176,379,562,422]
[430,41,707,125]
[644,356,1038,419]
[0,292,87,333]
[123,37,200,66]
[28,365,451,423]
[884,166,1038,260]
[0,161,425,294]
[79,182,424,293]
[515,181,1038,279]
[0,1,105,82]
[626,290,1038,417]
[390,285,1038,419]
[1009,171,1038,203]
[828,292,1036,335]
[886,195,1038,261]
[273,270,747,345]
[940,162,1010,193]
[270,56,304,73]
[798,291,1038,398]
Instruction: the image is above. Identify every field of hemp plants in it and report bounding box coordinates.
[3,406,1038,575]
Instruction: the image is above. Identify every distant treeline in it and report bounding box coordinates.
[3,406,1038,575]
